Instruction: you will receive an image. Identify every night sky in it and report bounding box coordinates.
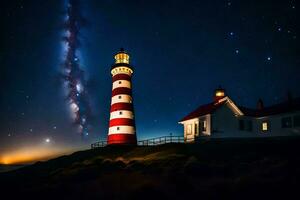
[0,0,299,164]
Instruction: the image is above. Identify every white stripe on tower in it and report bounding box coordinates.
[111,94,132,105]
[112,80,131,90]
[110,110,134,120]
[108,126,135,135]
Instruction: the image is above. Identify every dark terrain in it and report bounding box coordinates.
[0,164,26,173]
[0,137,299,200]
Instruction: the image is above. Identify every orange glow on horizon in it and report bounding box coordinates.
[0,146,75,165]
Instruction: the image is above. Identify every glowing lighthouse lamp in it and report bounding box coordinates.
[107,48,137,145]
[214,86,226,103]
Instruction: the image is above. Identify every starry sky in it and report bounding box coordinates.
[0,0,299,164]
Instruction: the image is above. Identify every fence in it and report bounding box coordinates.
[91,135,190,149]
[138,135,185,146]
[91,141,107,148]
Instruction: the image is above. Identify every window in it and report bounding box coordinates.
[239,120,245,130]
[119,81,122,84]
[117,127,120,130]
[200,120,207,132]
[247,120,253,131]
[262,122,268,131]
[239,120,252,131]
[294,115,300,127]
[281,117,292,128]
[119,111,123,115]
[118,96,122,99]
[194,123,198,135]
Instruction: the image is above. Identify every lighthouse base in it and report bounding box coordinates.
[107,134,137,145]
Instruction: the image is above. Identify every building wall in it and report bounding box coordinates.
[253,111,300,137]
[211,104,242,137]
[211,107,300,138]
[181,118,198,142]
[180,115,212,142]
[180,104,300,141]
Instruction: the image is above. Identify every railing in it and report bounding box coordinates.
[91,135,189,149]
[138,135,185,146]
[91,141,107,149]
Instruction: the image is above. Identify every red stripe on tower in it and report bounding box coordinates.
[109,118,135,127]
[112,74,132,82]
[110,103,133,112]
[107,48,137,145]
[111,87,132,96]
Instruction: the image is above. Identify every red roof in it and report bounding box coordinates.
[179,101,225,122]
[240,98,300,117]
[179,97,300,122]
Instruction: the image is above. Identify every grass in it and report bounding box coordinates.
[0,137,300,199]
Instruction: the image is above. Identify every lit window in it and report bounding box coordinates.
[118,96,122,99]
[281,117,292,128]
[262,122,268,131]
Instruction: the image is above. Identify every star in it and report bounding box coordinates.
[235,49,239,54]
[29,128,33,132]
[267,57,272,61]
[230,32,234,36]
[45,138,51,143]
[277,27,282,32]
[53,126,57,130]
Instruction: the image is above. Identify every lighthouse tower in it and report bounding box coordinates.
[107,48,137,145]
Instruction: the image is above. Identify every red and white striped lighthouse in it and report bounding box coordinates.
[107,48,137,145]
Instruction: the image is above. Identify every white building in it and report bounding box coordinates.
[179,88,300,142]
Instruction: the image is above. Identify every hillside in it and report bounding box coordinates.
[1,138,300,200]
[0,164,26,173]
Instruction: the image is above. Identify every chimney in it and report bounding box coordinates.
[257,98,264,110]
[214,86,226,102]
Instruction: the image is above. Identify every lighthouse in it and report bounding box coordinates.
[107,48,137,145]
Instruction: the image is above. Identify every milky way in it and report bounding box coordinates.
[62,0,91,139]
